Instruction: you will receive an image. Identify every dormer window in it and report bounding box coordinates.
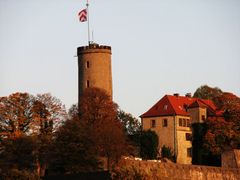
[164,105,168,110]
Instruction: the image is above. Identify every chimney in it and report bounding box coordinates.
[173,93,179,97]
[185,93,192,98]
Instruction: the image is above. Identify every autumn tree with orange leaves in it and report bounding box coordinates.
[0,92,66,177]
[204,92,240,155]
[0,92,66,139]
[0,93,36,138]
[48,88,127,173]
[78,88,127,170]
[193,85,240,156]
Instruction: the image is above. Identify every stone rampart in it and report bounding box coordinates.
[112,158,240,180]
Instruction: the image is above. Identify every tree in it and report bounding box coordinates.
[0,92,66,138]
[34,93,67,176]
[48,116,100,173]
[117,110,141,135]
[36,93,66,132]
[68,104,79,119]
[204,92,240,154]
[192,123,221,166]
[78,88,127,170]
[0,135,38,171]
[193,85,222,105]
[0,92,36,138]
[117,110,141,156]
[0,92,67,177]
[161,145,175,162]
[140,130,158,160]
[193,85,240,159]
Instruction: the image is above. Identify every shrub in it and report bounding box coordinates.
[161,145,176,162]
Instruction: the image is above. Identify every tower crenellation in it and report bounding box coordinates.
[77,44,111,52]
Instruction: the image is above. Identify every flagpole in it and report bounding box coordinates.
[86,0,90,45]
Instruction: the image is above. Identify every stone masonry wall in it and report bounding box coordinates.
[112,159,240,180]
[222,149,240,168]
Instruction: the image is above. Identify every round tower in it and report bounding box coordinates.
[77,43,112,100]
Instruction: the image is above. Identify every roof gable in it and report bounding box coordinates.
[141,95,195,118]
[140,95,176,118]
[140,94,219,118]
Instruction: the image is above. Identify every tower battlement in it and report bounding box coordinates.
[77,44,111,55]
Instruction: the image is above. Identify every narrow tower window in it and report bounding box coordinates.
[86,61,90,68]
[87,80,90,88]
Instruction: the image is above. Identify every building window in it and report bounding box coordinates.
[183,119,186,127]
[86,61,90,68]
[87,80,90,88]
[187,119,191,127]
[163,119,168,127]
[151,120,156,128]
[179,118,182,126]
[201,115,206,121]
[187,148,192,157]
[186,133,192,141]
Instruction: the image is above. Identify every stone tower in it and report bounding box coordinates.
[77,43,112,101]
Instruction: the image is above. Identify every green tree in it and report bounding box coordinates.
[117,110,141,156]
[140,130,158,159]
[193,85,222,104]
[117,110,141,135]
[161,145,175,162]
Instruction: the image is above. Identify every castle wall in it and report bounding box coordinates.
[113,159,240,180]
[222,149,240,168]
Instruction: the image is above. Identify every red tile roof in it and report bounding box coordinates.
[140,94,218,118]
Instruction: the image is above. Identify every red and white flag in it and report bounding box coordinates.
[78,9,87,22]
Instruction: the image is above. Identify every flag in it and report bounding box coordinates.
[78,9,87,22]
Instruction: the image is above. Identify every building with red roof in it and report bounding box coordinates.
[140,93,223,164]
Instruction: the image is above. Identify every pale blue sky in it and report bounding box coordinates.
[0,0,240,118]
